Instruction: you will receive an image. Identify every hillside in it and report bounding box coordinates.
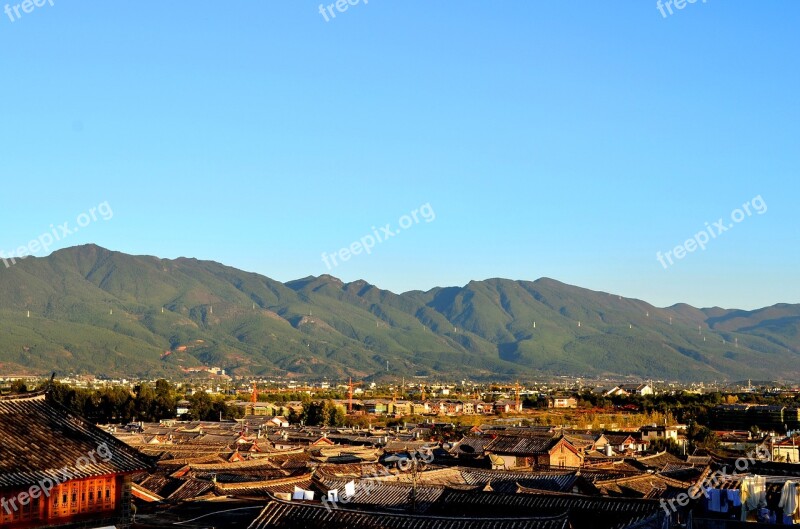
[0,244,797,381]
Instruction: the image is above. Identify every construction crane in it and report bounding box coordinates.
[348,377,363,414]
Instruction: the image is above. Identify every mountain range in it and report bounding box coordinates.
[0,244,797,382]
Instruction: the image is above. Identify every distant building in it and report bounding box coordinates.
[388,400,412,416]
[176,399,190,416]
[549,397,578,409]
[772,436,800,463]
[493,401,511,414]
[363,400,388,415]
[485,435,583,469]
[640,425,679,443]
[268,416,290,428]
[709,404,798,432]
[616,384,654,397]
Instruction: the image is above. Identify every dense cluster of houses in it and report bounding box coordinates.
[239,398,524,417]
[5,387,800,528]
[103,415,800,528]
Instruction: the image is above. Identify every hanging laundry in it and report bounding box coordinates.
[779,481,796,515]
[708,488,722,512]
[742,475,767,521]
[729,489,742,507]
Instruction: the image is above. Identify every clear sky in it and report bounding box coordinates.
[0,1,797,310]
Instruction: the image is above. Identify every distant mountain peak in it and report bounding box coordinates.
[0,244,796,381]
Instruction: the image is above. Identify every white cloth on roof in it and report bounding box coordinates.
[345,480,356,497]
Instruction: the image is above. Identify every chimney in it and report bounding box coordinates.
[605,444,614,457]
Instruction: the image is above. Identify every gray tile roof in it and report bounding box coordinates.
[0,392,152,488]
[247,498,570,529]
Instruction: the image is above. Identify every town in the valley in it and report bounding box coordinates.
[2,374,800,528]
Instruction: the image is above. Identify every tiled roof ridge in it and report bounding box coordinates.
[257,496,572,521]
[0,389,47,401]
[215,472,314,491]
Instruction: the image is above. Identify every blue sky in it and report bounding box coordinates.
[0,1,797,310]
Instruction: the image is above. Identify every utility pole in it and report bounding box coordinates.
[349,377,354,414]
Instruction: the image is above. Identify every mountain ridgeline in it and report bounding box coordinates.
[0,245,797,381]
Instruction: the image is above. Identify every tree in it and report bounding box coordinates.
[327,402,346,427]
[153,379,177,420]
[133,383,157,421]
[688,423,719,451]
[188,391,213,421]
[301,400,344,427]
[9,380,27,394]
